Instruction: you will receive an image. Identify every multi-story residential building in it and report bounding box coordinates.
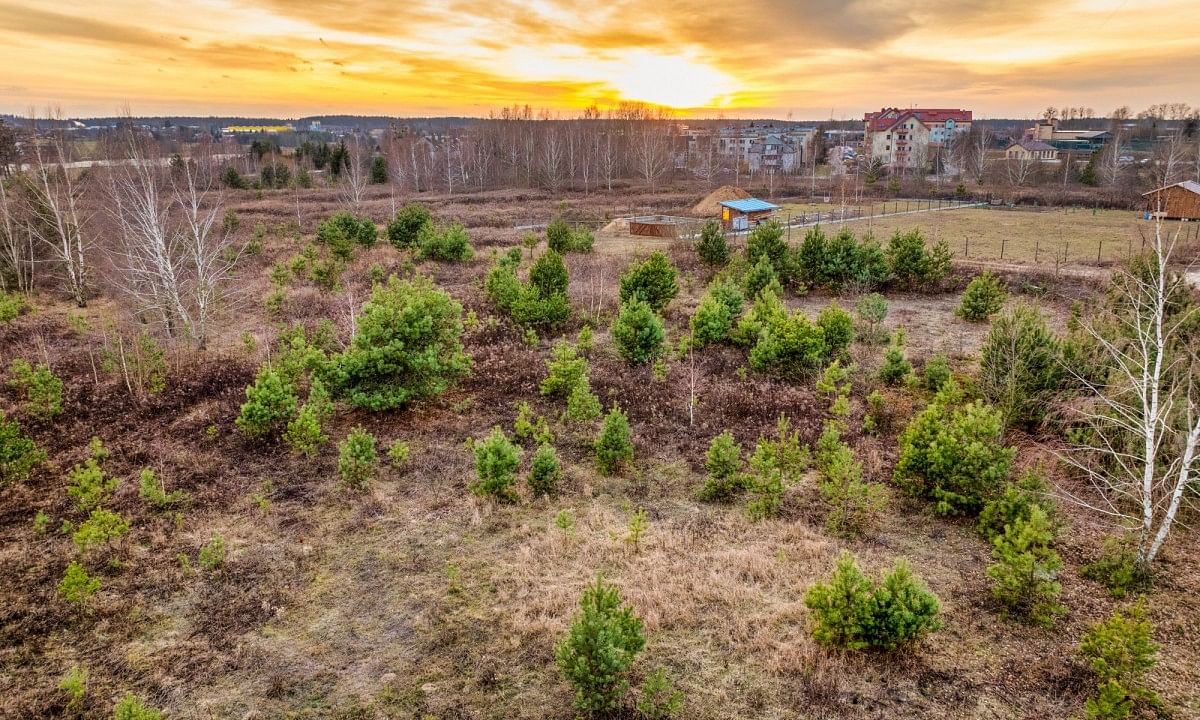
[748,133,799,172]
[863,108,972,168]
[713,123,816,172]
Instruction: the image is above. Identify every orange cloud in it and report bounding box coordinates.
[0,0,1196,117]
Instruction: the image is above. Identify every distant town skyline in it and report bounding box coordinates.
[0,0,1197,119]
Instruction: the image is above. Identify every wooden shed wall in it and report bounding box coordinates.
[629,220,679,238]
[1147,187,1200,219]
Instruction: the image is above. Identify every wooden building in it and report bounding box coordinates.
[1143,181,1200,220]
[719,198,779,230]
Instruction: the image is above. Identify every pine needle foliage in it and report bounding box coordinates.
[555,576,646,712]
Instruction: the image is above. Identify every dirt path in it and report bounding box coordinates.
[955,257,1113,281]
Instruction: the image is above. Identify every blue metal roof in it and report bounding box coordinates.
[718,198,779,213]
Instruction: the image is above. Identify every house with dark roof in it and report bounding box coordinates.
[1005,139,1060,162]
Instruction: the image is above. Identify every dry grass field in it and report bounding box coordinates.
[819,206,1177,265]
[2,185,1198,720]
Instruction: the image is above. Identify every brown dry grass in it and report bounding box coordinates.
[822,206,1172,266]
[1,186,1198,720]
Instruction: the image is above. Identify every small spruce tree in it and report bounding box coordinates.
[555,576,646,713]
[977,469,1057,543]
[612,299,665,365]
[618,252,679,312]
[637,666,684,720]
[565,379,603,423]
[741,255,782,299]
[956,272,1007,322]
[700,430,745,501]
[1079,601,1159,718]
[387,204,432,249]
[0,412,45,484]
[878,341,912,386]
[337,426,378,489]
[235,366,298,437]
[690,279,744,346]
[332,275,470,410]
[529,248,570,297]
[540,340,588,397]
[696,219,730,266]
[894,383,1015,515]
[817,302,854,358]
[746,220,793,283]
[855,292,888,344]
[66,438,117,512]
[283,403,326,456]
[473,427,522,502]
[922,353,952,391]
[594,406,633,476]
[805,551,942,651]
[59,561,100,607]
[7,358,64,420]
[986,505,1064,625]
[528,442,561,497]
[113,693,163,720]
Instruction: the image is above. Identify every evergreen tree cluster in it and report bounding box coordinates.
[805,551,942,651]
[486,248,572,328]
[545,216,595,253]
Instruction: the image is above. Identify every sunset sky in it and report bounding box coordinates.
[0,0,1197,119]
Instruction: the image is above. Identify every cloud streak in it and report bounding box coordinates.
[0,0,1195,117]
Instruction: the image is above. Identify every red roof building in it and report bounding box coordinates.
[863,107,974,168]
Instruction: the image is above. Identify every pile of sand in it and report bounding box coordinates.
[691,185,751,216]
[599,217,630,234]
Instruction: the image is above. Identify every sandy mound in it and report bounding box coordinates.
[600,217,630,234]
[691,185,751,216]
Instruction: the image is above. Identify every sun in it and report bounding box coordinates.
[607,51,735,109]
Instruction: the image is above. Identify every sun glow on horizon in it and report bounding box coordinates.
[0,0,1196,117]
[606,51,737,110]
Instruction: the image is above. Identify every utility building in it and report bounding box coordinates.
[1143,181,1200,221]
[719,198,779,230]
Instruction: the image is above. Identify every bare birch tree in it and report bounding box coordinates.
[343,135,370,208]
[23,124,90,306]
[1151,129,1189,188]
[1005,154,1038,187]
[600,129,618,192]
[630,117,672,188]
[173,148,242,348]
[968,126,993,184]
[1101,129,1125,187]
[384,127,410,193]
[0,177,33,293]
[538,121,565,191]
[108,127,191,336]
[1058,216,1199,567]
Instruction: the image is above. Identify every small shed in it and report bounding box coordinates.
[1142,181,1200,221]
[719,198,779,230]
